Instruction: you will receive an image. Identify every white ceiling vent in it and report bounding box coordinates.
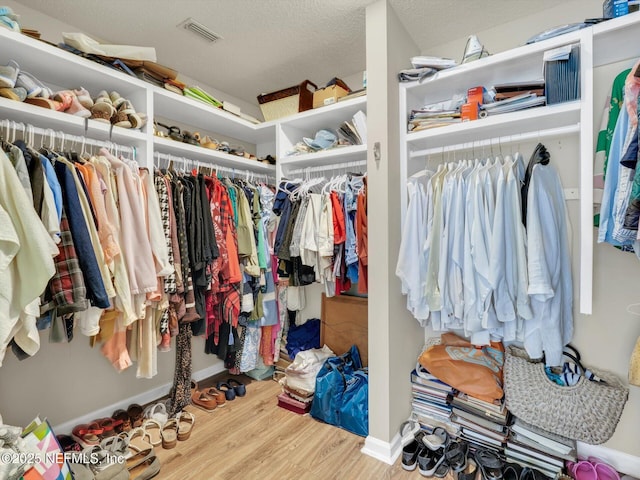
[178,18,222,43]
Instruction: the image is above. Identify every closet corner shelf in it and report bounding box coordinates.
[279,144,367,169]
[0,96,148,144]
[152,88,275,145]
[153,136,275,172]
[404,101,581,153]
[592,10,640,67]
[401,31,584,100]
[278,96,367,131]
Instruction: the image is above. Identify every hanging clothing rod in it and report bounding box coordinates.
[154,152,276,181]
[286,159,367,176]
[0,119,137,156]
[409,123,581,158]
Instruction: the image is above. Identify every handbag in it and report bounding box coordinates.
[504,345,629,444]
[338,370,369,437]
[419,332,505,403]
[310,345,368,436]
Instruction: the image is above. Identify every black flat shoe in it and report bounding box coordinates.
[216,381,236,401]
[227,378,246,397]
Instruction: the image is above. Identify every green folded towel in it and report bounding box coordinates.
[183,86,222,108]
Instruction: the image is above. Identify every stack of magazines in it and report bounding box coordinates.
[408,109,461,132]
[480,92,546,117]
[506,418,577,478]
[449,391,509,456]
[410,367,456,433]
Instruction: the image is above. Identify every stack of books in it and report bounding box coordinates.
[506,418,577,478]
[449,391,509,455]
[410,368,456,433]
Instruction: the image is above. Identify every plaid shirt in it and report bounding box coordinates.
[41,208,89,317]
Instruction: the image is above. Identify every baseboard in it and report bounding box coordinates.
[53,363,226,435]
[577,442,640,477]
[361,433,402,465]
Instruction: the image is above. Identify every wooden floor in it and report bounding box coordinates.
[153,374,418,480]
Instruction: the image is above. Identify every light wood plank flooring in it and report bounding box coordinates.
[153,374,419,480]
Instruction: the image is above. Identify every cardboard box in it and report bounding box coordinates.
[467,86,484,105]
[313,84,350,108]
[461,101,479,121]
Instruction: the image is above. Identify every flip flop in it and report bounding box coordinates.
[227,378,246,397]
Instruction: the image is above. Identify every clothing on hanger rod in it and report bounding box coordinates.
[285,159,367,177]
[0,120,137,159]
[410,124,580,159]
[153,151,276,183]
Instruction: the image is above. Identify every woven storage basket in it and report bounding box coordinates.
[504,346,628,444]
[257,80,317,121]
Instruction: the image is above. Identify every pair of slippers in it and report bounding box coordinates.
[216,379,246,401]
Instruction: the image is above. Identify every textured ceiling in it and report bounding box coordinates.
[15,0,567,107]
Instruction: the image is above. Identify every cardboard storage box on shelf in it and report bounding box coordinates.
[313,78,351,108]
[257,80,317,121]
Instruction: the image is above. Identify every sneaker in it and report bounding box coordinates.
[0,60,19,88]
